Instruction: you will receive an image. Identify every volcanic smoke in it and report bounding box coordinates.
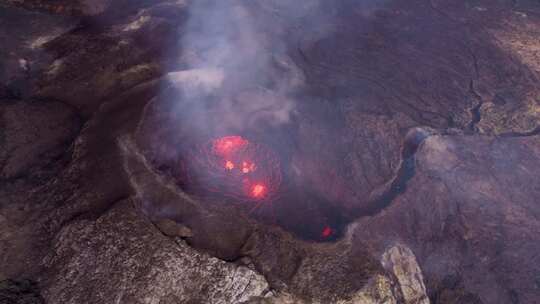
[185,136,281,202]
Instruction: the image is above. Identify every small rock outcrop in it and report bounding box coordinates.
[382,244,430,304]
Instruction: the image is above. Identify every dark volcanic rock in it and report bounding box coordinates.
[2,0,111,16]
[154,218,193,238]
[121,137,396,302]
[352,134,540,303]
[0,0,539,303]
[40,199,269,304]
[33,1,185,116]
[0,279,43,304]
[0,100,80,180]
[0,5,75,99]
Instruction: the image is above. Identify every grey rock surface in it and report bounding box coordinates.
[1,1,539,304]
[40,199,269,304]
[353,134,540,303]
[382,244,430,304]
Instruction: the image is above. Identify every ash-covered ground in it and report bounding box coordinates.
[1,1,539,303]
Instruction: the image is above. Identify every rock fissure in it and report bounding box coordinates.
[467,79,484,133]
[356,129,434,218]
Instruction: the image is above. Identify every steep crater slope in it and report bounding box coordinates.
[0,0,539,303]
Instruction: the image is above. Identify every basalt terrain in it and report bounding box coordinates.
[1,1,539,304]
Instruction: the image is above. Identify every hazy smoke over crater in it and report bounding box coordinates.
[142,0,404,240]
[167,0,315,135]
[167,0,391,136]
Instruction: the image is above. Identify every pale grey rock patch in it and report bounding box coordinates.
[243,274,401,304]
[40,199,269,304]
[381,244,430,304]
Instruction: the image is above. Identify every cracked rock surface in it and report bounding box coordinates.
[41,199,270,304]
[1,0,539,303]
[352,134,540,303]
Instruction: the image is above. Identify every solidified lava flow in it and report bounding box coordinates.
[185,136,282,202]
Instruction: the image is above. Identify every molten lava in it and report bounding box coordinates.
[321,226,333,238]
[251,183,266,198]
[225,160,235,170]
[213,136,248,157]
[242,161,256,174]
[185,135,281,202]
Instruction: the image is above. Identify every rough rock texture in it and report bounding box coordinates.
[121,136,401,303]
[1,0,539,303]
[154,218,193,238]
[0,279,44,304]
[243,275,401,304]
[0,101,80,180]
[353,134,540,304]
[382,244,429,304]
[40,199,269,304]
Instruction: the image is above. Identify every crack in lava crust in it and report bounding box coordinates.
[184,136,282,204]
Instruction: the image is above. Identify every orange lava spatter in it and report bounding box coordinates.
[185,135,281,202]
[225,160,235,170]
[251,184,266,198]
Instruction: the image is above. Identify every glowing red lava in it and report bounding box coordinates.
[321,226,333,238]
[251,183,266,198]
[185,135,281,202]
[241,161,256,174]
[213,136,248,157]
[225,160,235,170]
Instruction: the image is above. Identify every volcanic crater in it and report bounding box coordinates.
[1,0,540,304]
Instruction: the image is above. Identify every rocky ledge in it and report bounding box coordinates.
[1,0,539,303]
